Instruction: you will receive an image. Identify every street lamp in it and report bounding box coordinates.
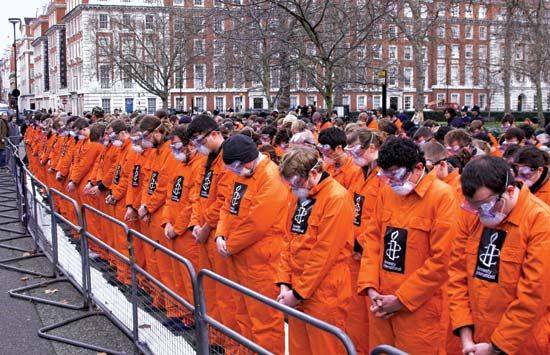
[8,18,21,121]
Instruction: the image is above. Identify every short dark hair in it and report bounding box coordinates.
[504,127,525,142]
[89,122,107,142]
[502,114,515,125]
[186,114,218,139]
[378,119,397,136]
[108,119,128,134]
[171,125,190,145]
[318,127,347,150]
[514,145,550,169]
[377,136,425,171]
[434,126,454,144]
[461,156,514,198]
[519,124,535,140]
[73,117,89,131]
[155,110,168,119]
[138,115,161,133]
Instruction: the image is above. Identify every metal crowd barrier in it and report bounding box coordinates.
[2,141,362,355]
[370,345,409,355]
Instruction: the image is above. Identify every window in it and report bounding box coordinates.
[213,39,224,56]
[389,46,397,60]
[373,95,382,109]
[515,45,523,60]
[194,64,205,89]
[234,96,243,112]
[145,15,154,30]
[479,94,486,110]
[437,1,446,17]
[233,69,244,89]
[404,46,412,60]
[174,0,184,5]
[357,95,366,110]
[451,65,459,85]
[342,95,350,106]
[289,95,298,109]
[465,66,473,86]
[373,45,382,60]
[193,39,205,56]
[215,96,225,111]
[214,65,225,89]
[122,14,131,28]
[465,25,472,39]
[451,45,460,59]
[99,65,111,88]
[437,93,446,105]
[437,64,446,84]
[174,19,184,32]
[465,45,473,59]
[193,17,205,34]
[465,94,473,108]
[389,25,398,39]
[479,5,487,19]
[175,69,184,88]
[99,14,108,29]
[479,26,487,40]
[437,45,446,58]
[404,96,412,110]
[358,45,366,61]
[307,95,316,106]
[451,4,459,17]
[175,97,185,111]
[465,4,473,18]
[123,65,133,88]
[213,19,224,34]
[101,98,111,113]
[147,98,156,114]
[270,69,280,89]
[451,93,460,104]
[388,66,397,87]
[479,45,487,60]
[479,67,487,86]
[437,24,445,38]
[194,0,204,6]
[451,25,459,39]
[404,4,413,18]
[404,67,413,88]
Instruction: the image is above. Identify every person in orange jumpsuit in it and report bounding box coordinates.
[54,119,79,219]
[357,137,456,354]
[186,114,240,338]
[277,147,354,354]
[449,156,550,355]
[136,116,173,312]
[343,128,386,355]
[104,119,134,285]
[45,120,64,192]
[212,134,286,353]
[161,125,204,309]
[317,127,361,189]
[512,145,550,205]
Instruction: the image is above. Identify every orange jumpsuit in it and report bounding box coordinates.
[161,153,205,305]
[367,119,379,130]
[140,142,173,311]
[190,148,239,334]
[108,138,135,285]
[533,175,550,205]
[216,156,287,353]
[357,172,456,353]
[324,155,362,190]
[277,175,354,354]
[346,165,382,355]
[55,136,78,220]
[449,185,550,354]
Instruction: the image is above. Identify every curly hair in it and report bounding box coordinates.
[377,136,425,170]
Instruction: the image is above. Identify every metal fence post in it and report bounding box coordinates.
[126,230,139,346]
[194,272,210,355]
[48,194,59,277]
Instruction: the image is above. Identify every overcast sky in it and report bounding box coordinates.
[0,0,48,58]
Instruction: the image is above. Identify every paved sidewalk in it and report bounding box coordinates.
[0,168,135,355]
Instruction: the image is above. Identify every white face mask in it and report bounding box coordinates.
[352,156,368,167]
[141,140,153,149]
[112,139,123,147]
[69,131,77,137]
[77,134,86,140]
[196,144,210,156]
[173,151,187,162]
[291,187,310,201]
[132,145,144,154]
[323,155,335,166]
[479,212,507,227]
[390,180,416,196]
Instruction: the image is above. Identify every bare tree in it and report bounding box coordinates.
[90,7,198,110]
[255,0,390,112]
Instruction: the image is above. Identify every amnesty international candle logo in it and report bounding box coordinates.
[474,228,507,283]
[113,165,122,185]
[353,193,365,226]
[382,226,407,273]
[200,170,213,198]
[171,176,184,202]
[229,183,248,215]
[131,165,140,187]
[148,171,159,195]
[291,198,316,235]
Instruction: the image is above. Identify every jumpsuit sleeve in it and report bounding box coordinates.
[214,183,231,239]
[448,211,476,332]
[226,174,288,254]
[394,191,456,312]
[188,167,202,228]
[69,144,92,184]
[276,206,294,286]
[293,195,354,299]
[356,189,385,294]
[490,211,550,354]
[110,152,134,202]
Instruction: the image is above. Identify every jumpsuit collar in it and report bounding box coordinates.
[505,184,530,227]
[412,169,435,199]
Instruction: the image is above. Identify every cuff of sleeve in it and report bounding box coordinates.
[491,332,512,355]
[395,289,417,312]
[97,181,107,191]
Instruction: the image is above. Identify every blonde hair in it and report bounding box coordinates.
[279,147,322,178]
